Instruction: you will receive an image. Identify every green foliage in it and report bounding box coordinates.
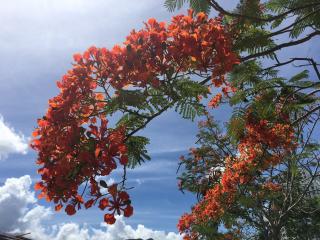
[289,70,309,82]
[161,0,320,239]
[175,100,205,121]
[147,87,172,111]
[116,113,145,131]
[284,196,320,238]
[267,0,320,38]
[233,27,276,59]
[173,78,209,98]
[164,0,187,12]
[164,0,210,13]
[172,78,209,120]
[178,116,235,196]
[116,89,147,107]
[192,221,221,239]
[126,136,151,168]
[188,0,211,13]
[228,107,246,142]
[229,90,247,106]
[228,61,262,88]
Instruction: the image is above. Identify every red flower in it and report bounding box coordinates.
[104,213,116,224]
[65,204,76,216]
[118,191,129,201]
[178,115,296,238]
[34,182,44,191]
[31,9,239,228]
[123,205,133,217]
[108,184,118,197]
[208,93,222,108]
[85,199,95,209]
[98,198,109,210]
[120,155,128,165]
[55,204,63,212]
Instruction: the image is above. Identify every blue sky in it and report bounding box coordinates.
[0,1,319,239]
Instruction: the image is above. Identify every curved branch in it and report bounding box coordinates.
[124,102,174,140]
[293,58,320,81]
[280,161,320,220]
[262,58,320,80]
[124,76,212,140]
[267,9,320,38]
[292,105,320,125]
[241,31,320,61]
[208,0,320,23]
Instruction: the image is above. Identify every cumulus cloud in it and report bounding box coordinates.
[90,217,182,240]
[0,175,182,240]
[0,115,28,160]
[0,175,37,231]
[45,217,182,240]
[0,176,51,239]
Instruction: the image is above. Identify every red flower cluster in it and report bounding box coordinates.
[31,10,238,225]
[100,184,134,224]
[208,93,222,108]
[178,116,296,239]
[32,116,128,215]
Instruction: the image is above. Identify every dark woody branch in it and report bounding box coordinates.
[207,0,320,23]
[262,58,320,81]
[241,31,320,62]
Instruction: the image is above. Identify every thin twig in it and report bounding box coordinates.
[241,31,320,61]
[208,0,320,22]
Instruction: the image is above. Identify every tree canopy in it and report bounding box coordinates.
[32,0,320,239]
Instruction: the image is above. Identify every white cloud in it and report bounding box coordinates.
[0,115,28,160]
[0,175,182,240]
[53,223,90,240]
[0,0,165,56]
[126,159,177,174]
[90,216,182,240]
[0,175,37,231]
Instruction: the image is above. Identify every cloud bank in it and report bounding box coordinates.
[0,115,28,160]
[0,175,182,240]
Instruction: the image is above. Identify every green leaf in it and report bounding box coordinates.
[173,78,209,99]
[228,107,247,143]
[164,0,187,12]
[175,100,206,121]
[116,113,145,131]
[116,89,146,107]
[229,90,247,105]
[164,0,210,13]
[126,136,151,168]
[229,61,262,87]
[271,17,285,29]
[99,180,108,188]
[289,70,309,82]
[189,0,211,13]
